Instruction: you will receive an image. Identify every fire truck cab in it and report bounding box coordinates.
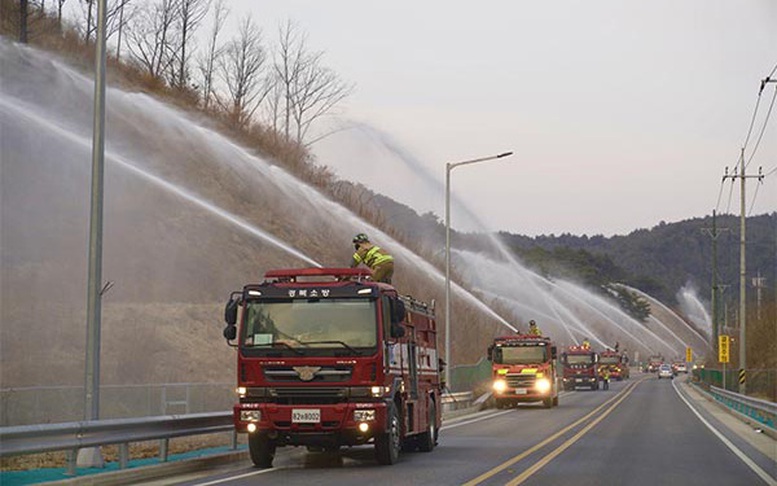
[487,335,559,409]
[598,349,630,381]
[222,268,441,468]
[562,345,600,391]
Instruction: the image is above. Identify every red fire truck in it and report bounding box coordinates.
[646,354,664,373]
[561,345,600,390]
[598,349,630,381]
[222,268,441,468]
[487,335,559,409]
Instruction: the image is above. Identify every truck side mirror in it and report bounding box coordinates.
[391,298,406,323]
[487,344,494,361]
[224,298,238,325]
[223,325,237,341]
[551,346,557,360]
[389,297,406,338]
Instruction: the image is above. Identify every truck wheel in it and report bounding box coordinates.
[248,432,276,468]
[375,403,401,465]
[542,397,552,408]
[495,398,507,409]
[552,395,559,407]
[417,401,436,452]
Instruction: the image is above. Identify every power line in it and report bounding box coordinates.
[764,166,777,177]
[725,177,736,214]
[714,180,726,213]
[741,88,763,151]
[745,85,777,170]
[747,178,762,216]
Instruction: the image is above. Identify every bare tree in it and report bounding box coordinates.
[57,0,67,30]
[125,0,179,80]
[272,19,352,144]
[273,19,306,141]
[80,0,133,46]
[196,0,227,110]
[20,0,29,43]
[217,15,270,128]
[291,55,352,144]
[172,0,208,89]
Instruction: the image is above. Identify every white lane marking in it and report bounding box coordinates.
[442,391,573,430]
[672,379,777,486]
[442,409,516,430]
[192,466,287,485]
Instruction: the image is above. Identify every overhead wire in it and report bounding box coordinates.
[724,178,736,215]
[745,85,777,170]
[747,178,762,216]
[715,60,777,214]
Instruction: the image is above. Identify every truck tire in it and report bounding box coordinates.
[542,397,552,408]
[417,401,437,452]
[375,402,401,465]
[495,398,507,409]
[552,395,559,407]
[248,432,276,468]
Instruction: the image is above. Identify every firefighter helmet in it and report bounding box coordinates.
[352,233,370,244]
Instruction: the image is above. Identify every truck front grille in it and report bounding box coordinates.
[505,374,536,388]
[269,387,347,405]
[264,366,352,383]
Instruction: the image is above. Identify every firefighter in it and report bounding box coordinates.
[528,320,542,336]
[350,233,395,284]
[601,367,611,390]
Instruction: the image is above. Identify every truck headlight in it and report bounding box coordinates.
[370,386,388,397]
[353,409,376,422]
[240,410,261,422]
[535,378,551,393]
[236,387,247,397]
[493,379,508,393]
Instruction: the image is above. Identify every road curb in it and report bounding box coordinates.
[684,379,777,441]
[41,449,249,486]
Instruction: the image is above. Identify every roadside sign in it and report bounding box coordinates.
[685,347,692,362]
[718,335,730,363]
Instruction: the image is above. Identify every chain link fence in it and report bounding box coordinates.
[0,383,234,426]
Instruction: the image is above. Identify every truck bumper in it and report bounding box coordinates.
[233,402,388,447]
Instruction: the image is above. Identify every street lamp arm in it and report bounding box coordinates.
[444,149,513,392]
[447,151,513,171]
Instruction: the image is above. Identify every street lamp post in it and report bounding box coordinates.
[444,151,513,391]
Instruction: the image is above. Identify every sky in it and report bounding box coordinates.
[94,1,777,236]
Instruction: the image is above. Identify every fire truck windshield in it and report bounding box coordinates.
[241,298,377,355]
[495,345,547,365]
[600,356,619,365]
[565,354,595,365]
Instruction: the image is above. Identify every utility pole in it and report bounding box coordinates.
[722,150,764,395]
[702,210,728,355]
[751,272,766,321]
[78,0,108,469]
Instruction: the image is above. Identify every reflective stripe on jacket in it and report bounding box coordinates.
[352,245,393,269]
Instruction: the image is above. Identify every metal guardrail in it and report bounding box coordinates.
[0,412,235,475]
[440,391,474,413]
[707,385,776,432]
[1,394,478,476]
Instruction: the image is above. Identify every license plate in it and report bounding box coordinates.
[576,378,583,382]
[292,409,320,423]
[514,389,527,395]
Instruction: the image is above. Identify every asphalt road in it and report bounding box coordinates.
[137,376,776,486]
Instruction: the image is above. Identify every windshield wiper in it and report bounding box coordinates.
[298,340,363,355]
[250,341,304,355]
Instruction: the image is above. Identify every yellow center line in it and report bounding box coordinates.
[463,378,646,486]
[505,380,640,485]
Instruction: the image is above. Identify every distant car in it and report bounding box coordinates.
[657,364,674,379]
[673,362,687,374]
